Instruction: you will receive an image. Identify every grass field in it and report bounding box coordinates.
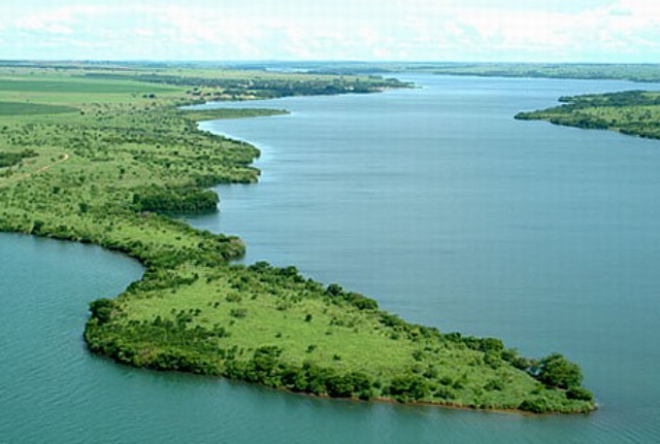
[0,62,594,413]
[0,78,176,94]
[0,101,78,116]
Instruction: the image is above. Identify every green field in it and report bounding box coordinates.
[0,101,78,116]
[0,62,594,414]
[0,78,176,94]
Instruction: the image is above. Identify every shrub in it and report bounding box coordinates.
[132,184,219,214]
[89,298,116,324]
[566,387,594,402]
[484,379,505,391]
[519,398,553,414]
[230,308,248,318]
[388,374,430,401]
[537,353,583,389]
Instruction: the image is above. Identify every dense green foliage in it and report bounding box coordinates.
[515,90,660,139]
[536,353,584,390]
[0,63,595,414]
[133,185,220,214]
[0,149,37,167]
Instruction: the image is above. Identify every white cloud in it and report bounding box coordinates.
[14,4,110,35]
[17,20,74,35]
[2,0,659,61]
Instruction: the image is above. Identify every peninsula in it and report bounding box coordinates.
[516,90,660,140]
[0,62,594,414]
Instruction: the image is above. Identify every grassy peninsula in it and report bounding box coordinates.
[0,62,594,414]
[516,90,660,140]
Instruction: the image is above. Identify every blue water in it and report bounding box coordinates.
[2,74,660,442]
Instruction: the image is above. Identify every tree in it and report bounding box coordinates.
[537,353,583,389]
[89,298,116,324]
[388,374,430,401]
[566,386,594,401]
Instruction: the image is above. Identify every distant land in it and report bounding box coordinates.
[516,90,660,140]
[216,61,660,84]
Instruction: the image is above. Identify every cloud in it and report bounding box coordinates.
[14,5,110,35]
[390,0,660,61]
[2,0,659,61]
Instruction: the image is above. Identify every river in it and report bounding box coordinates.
[2,74,660,443]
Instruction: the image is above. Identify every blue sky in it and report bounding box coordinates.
[1,0,659,62]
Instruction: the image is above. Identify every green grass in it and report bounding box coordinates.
[0,63,593,414]
[0,101,78,115]
[0,77,177,94]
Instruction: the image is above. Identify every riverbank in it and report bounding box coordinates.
[515,90,660,140]
[0,63,594,414]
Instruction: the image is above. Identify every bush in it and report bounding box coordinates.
[566,387,594,401]
[537,353,583,389]
[89,298,116,324]
[388,374,430,401]
[0,149,37,167]
[230,308,248,319]
[518,398,553,414]
[484,379,505,392]
[434,386,456,400]
[133,185,219,214]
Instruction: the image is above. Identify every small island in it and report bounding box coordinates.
[0,62,594,414]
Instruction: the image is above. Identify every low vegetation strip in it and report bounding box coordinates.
[0,78,176,94]
[0,149,38,168]
[515,90,660,140]
[0,63,594,414]
[425,63,660,83]
[182,108,289,122]
[0,101,78,116]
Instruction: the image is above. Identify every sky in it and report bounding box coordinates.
[1,0,659,62]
